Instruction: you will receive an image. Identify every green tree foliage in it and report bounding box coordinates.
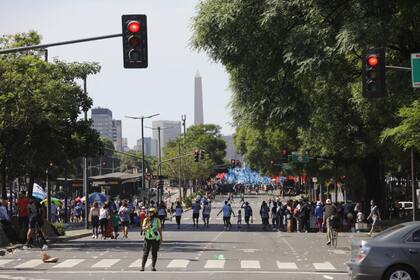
[192,0,420,203]
[381,100,420,150]
[0,31,103,197]
[118,150,156,175]
[162,124,226,183]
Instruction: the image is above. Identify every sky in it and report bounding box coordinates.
[0,0,234,148]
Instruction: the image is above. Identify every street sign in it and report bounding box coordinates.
[411,53,420,88]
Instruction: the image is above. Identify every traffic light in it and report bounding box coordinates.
[281,148,288,162]
[270,159,275,165]
[235,160,241,167]
[362,48,385,98]
[230,159,236,167]
[200,150,205,160]
[122,14,148,68]
[194,149,200,162]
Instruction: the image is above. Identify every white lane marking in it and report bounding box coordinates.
[241,260,261,269]
[276,261,298,269]
[128,259,151,268]
[91,259,120,268]
[14,259,44,268]
[281,237,296,252]
[204,260,225,269]
[167,259,190,268]
[0,270,349,275]
[323,275,334,279]
[53,259,85,268]
[313,262,336,270]
[0,260,13,266]
[242,249,257,253]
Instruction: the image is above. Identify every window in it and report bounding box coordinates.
[413,230,420,242]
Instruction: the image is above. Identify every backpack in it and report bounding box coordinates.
[261,206,269,218]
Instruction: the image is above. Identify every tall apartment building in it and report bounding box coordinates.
[134,137,158,157]
[91,107,123,151]
[152,120,182,148]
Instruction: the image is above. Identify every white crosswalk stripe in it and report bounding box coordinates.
[91,259,120,268]
[128,258,151,268]
[0,260,13,267]
[313,262,336,270]
[204,260,225,269]
[14,259,43,268]
[240,260,260,269]
[276,261,298,269]
[53,259,85,268]
[7,258,338,271]
[167,259,190,268]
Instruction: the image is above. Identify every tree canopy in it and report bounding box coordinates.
[192,0,420,203]
[0,31,103,197]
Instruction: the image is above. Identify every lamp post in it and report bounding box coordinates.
[125,114,159,200]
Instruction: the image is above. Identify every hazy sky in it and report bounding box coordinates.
[0,0,233,147]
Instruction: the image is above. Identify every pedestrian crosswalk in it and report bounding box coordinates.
[1,258,341,271]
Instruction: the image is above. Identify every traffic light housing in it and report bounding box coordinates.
[122,14,148,68]
[281,148,288,162]
[230,159,236,167]
[194,149,200,162]
[362,48,385,98]
[235,160,241,167]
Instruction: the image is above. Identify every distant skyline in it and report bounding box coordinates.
[0,0,234,148]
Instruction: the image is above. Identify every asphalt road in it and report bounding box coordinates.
[0,194,353,280]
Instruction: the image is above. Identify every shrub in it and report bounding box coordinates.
[51,223,65,236]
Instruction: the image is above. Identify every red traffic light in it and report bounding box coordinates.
[128,21,140,33]
[282,149,287,156]
[367,55,378,67]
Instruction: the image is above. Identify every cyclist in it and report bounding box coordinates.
[323,199,337,246]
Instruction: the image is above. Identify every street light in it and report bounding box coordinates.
[125,113,159,202]
[145,125,178,202]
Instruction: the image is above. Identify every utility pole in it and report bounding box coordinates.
[180,115,186,200]
[157,126,162,202]
[83,76,89,230]
[411,148,417,221]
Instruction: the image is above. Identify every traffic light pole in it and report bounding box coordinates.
[0,34,122,55]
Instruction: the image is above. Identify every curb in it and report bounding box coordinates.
[49,232,92,244]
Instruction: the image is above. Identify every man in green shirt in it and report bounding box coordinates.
[141,208,163,271]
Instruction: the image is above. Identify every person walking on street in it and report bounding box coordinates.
[217,201,235,230]
[157,201,167,228]
[315,201,324,233]
[118,200,130,238]
[89,202,100,239]
[241,202,253,228]
[99,202,110,239]
[202,200,211,228]
[139,207,146,235]
[174,202,183,229]
[191,199,201,228]
[260,201,270,231]
[141,208,163,272]
[0,199,18,244]
[367,200,381,236]
[323,199,337,245]
[16,191,29,243]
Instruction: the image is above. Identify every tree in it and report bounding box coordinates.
[162,124,226,185]
[0,31,103,197]
[192,0,420,205]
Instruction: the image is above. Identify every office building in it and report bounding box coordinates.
[152,120,181,148]
[134,137,158,157]
[91,107,123,151]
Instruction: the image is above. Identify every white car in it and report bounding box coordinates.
[398,201,420,210]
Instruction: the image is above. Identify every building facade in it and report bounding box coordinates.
[134,137,158,157]
[91,107,123,151]
[152,120,182,148]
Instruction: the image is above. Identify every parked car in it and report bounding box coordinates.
[346,222,420,280]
